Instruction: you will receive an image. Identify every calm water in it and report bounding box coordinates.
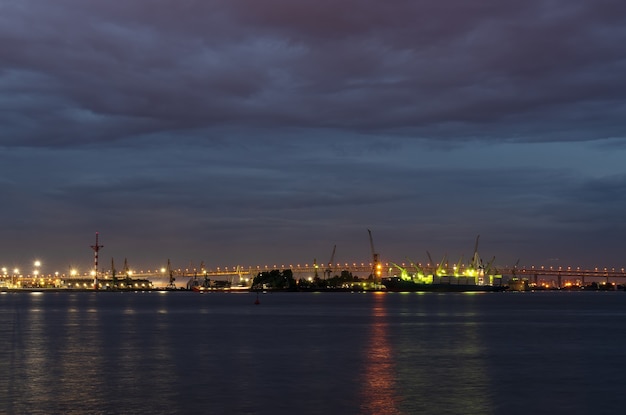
[1,290,625,415]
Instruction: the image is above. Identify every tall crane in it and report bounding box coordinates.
[111,257,117,287]
[368,229,381,280]
[470,234,483,271]
[509,259,520,278]
[427,251,447,276]
[123,258,130,277]
[437,253,448,276]
[391,262,409,279]
[166,259,176,289]
[426,251,435,269]
[408,258,425,278]
[454,255,464,276]
[483,256,496,276]
[325,245,336,279]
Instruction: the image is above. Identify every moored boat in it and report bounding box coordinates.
[506,278,530,291]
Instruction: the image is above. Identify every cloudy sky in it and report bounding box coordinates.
[1,0,625,274]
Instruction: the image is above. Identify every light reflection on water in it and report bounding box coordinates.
[1,291,626,414]
[360,293,402,415]
[360,293,494,415]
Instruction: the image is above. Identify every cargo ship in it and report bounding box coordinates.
[379,234,507,292]
[382,276,505,292]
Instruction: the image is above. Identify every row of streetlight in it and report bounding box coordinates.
[4,260,626,278]
[1,260,41,277]
[0,261,96,279]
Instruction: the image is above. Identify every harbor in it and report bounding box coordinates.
[2,264,625,292]
[2,233,625,292]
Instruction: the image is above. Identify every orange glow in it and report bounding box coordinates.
[360,294,400,415]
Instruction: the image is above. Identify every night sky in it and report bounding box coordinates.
[2,0,626,274]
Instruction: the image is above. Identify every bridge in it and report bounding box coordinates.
[107,263,626,288]
[514,266,626,287]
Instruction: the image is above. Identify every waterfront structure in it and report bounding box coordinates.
[90,232,103,289]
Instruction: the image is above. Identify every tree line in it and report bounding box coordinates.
[252,269,369,290]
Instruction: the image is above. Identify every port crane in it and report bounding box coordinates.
[426,251,434,268]
[470,235,483,271]
[427,251,447,276]
[454,255,464,276]
[368,229,381,279]
[111,257,117,286]
[483,256,496,276]
[511,259,520,276]
[325,245,336,279]
[123,258,130,278]
[391,262,410,279]
[437,254,448,276]
[492,258,520,280]
[166,259,176,289]
[408,258,425,277]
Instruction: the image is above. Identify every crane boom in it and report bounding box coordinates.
[391,262,409,279]
[473,234,480,255]
[511,258,520,276]
[426,251,435,272]
[368,229,376,259]
[166,258,175,289]
[455,255,464,276]
[367,229,381,279]
[324,245,337,279]
[484,256,496,275]
[328,244,336,269]
[471,234,482,270]
[437,254,447,275]
[408,258,424,274]
[111,257,117,286]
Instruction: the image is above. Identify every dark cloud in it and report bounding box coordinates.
[3,0,626,146]
[1,1,625,272]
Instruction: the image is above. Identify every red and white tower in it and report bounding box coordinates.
[90,232,104,289]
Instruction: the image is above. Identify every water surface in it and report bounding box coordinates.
[1,291,625,414]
